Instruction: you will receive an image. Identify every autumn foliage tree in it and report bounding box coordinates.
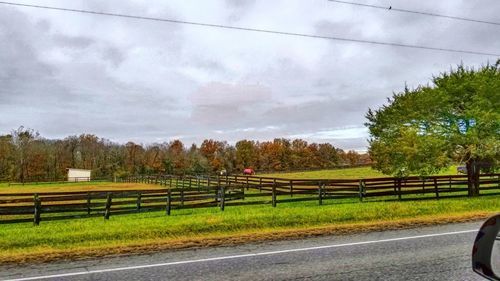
[0,128,361,181]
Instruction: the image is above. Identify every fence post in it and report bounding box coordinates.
[215,176,220,203]
[246,176,249,191]
[239,178,244,197]
[33,194,41,226]
[290,180,294,197]
[136,192,142,212]
[166,189,171,216]
[272,179,277,207]
[358,179,365,202]
[220,185,225,211]
[237,176,245,201]
[397,178,402,200]
[318,182,323,205]
[259,178,263,192]
[434,178,439,199]
[180,181,184,207]
[422,178,426,195]
[87,192,91,215]
[104,192,112,220]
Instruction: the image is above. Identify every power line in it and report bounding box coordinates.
[327,0,500,26]
[0,1,499,57]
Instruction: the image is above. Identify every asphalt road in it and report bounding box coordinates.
[0,221,487,281]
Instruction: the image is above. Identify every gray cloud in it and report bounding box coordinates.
[190,82,272,127]
[102,47,126,67]
[1,0,498,151]
[53,34,94,49]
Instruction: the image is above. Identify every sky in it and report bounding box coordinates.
[0,0,499,151]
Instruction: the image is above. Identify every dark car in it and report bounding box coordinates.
[472,213,500,280]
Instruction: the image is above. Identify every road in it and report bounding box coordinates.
[0,221,486,281]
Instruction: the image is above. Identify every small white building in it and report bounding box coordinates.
[67,168,91,182]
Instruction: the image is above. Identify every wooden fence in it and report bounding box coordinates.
[1,173,498,225]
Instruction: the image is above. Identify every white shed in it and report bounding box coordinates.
[67,168,91,182]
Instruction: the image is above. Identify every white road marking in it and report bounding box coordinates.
[2,229,477,281]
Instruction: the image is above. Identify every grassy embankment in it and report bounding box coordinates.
[1,166,497,264]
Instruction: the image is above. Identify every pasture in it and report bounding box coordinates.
[1,167,498,263]
[0,181,161,193]
[262,165,459,179]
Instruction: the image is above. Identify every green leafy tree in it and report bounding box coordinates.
[187,144,210,175]
[235,140,256,170]
[366,62,500,196]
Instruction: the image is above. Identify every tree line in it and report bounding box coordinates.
[0,127,370,182]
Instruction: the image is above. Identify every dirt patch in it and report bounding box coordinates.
[1,211,493,265]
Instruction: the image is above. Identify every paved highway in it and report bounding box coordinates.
[0,221,486,281]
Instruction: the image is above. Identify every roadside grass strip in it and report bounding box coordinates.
[1,194,498,264]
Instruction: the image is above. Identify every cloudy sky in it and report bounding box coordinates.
[0,0,498,151]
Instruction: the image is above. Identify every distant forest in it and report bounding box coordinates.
[0,127,371,182]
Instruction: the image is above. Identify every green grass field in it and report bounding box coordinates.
[1,191,499,263]
[1,166,497,264]
[262,166,458,179]
[1,194,499,263]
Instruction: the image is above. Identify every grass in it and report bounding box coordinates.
[262,166,459,179]
[1,194,499,263]
[1,167,496,264]
[0,181,162,194]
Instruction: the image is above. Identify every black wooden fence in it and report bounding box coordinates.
[1,173,498,225]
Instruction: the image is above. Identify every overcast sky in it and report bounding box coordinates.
[0,0,498,151]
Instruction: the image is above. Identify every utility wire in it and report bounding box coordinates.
[328,0,500,26]
[0,1,499,57]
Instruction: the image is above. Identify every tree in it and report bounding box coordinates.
[144,144,164,174]
[187,144,209,174]
[235,140,256,170]
[366,62,500,196]
[345,150,361,166]
[317,143,340,167]
[167,140,187,174]
[11,127,39,182]
[125,142,145,175]
[290,139,310,169]
[200,139,227,173]
[0,135,15,181]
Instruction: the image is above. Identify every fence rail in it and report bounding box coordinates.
[1,173,499,225]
